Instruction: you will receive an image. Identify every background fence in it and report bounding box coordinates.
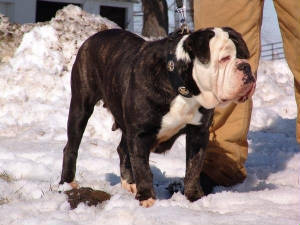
[261,41,285,60]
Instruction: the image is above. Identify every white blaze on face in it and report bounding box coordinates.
[192,28,243,108]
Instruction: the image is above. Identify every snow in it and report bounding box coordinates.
[0,5,299,225]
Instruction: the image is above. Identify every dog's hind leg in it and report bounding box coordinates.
[117,134,137,194]
[60,94,97,186]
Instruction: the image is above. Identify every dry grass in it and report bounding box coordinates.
[0,197,9,205]
[0,171,14,205]
[0,171,14,183]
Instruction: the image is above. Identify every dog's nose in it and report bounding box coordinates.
[237,62,251,76]
[238,62,255,84]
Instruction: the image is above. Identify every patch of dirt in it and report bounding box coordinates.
[0,171,15,183]
[64,187,111,209]
[0,14,36,63]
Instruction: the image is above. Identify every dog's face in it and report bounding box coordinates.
[177,27,256,108]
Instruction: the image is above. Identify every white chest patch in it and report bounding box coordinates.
[157,95,202,143]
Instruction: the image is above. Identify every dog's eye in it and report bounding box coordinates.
[220,56,231,63]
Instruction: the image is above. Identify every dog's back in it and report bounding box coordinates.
[70,29,146,128]
[72,29,145,89]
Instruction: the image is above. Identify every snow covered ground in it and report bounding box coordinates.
[0,5,299,225]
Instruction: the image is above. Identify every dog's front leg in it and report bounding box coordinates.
[184,124,209,202]
[127,133,156,207]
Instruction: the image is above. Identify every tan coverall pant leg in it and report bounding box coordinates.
[273,0,300,143]
[194,0,264,186]
[194,0,300,186]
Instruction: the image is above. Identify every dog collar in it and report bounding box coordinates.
[167,53,192,98]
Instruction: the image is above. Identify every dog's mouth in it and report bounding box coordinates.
[220,81,256,103]
[236,82,256,103]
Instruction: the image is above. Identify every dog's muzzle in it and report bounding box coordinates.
[235,60,256,102]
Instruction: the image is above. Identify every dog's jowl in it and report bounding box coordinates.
[60,27,256,207]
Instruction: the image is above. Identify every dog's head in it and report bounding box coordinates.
[176,27,256,108]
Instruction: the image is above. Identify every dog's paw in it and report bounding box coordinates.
[121,179,137,194]
[70,181,79,189]
[184,189,205,202]
[58,181,79,192]
[140,198,155,208]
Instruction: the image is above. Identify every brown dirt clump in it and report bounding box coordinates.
[64,187,111,209]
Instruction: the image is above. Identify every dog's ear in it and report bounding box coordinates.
[222,27,250,59]
[183,29,215,64]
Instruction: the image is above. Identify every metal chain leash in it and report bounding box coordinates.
[175,0,189,33]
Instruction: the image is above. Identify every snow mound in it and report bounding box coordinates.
[49,4,119,73]
[1,5,119,69]
[0,5,119,141]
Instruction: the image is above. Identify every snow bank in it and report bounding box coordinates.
[0,5,299,225]
[0,5,119,142]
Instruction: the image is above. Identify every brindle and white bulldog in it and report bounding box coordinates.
[60,27,256,207]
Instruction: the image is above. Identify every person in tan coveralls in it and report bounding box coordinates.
[194,0,300,190]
